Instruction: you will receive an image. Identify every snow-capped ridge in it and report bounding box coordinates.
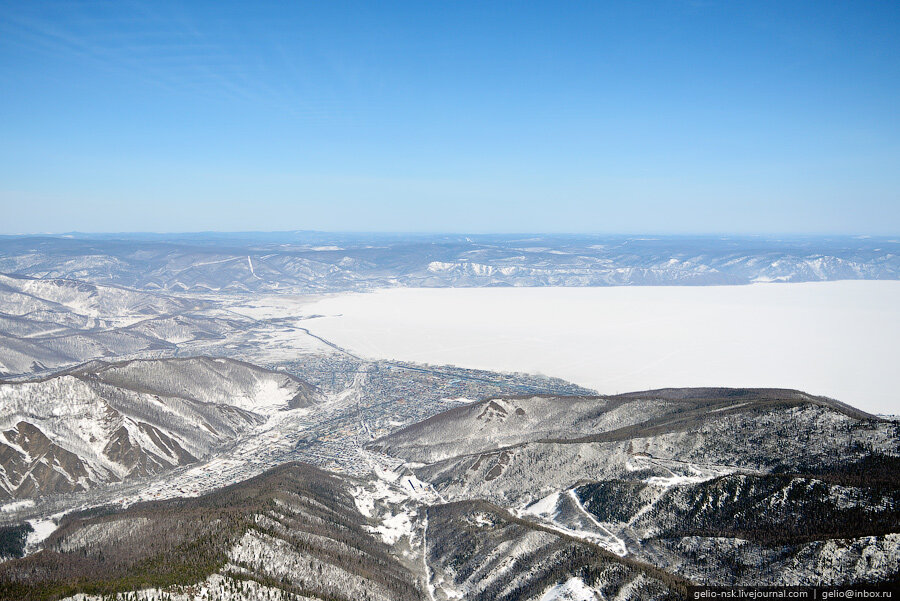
[0,357,320,499]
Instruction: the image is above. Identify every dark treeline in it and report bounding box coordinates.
[578,466,899,548]
[0,524,32,560]
[0,463,421,601]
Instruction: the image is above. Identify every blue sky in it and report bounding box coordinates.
[0,1,898,234]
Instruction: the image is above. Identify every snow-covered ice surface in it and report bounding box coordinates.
[226,294,328,321]
[299,282,900,414]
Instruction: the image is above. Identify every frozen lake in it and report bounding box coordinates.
[299,282,900,415]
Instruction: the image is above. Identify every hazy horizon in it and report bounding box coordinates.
[2,230,898,238]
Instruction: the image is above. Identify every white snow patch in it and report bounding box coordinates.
[520,490,628,556]
[0,499,34,513]
[353,486,375,518]
[540,577,599,601]
[525,492,561,518]
[370,509,414,545]
[645,474,713,487]
[246,256,260,279]
[24,518,58,554]
[645,463,720,487]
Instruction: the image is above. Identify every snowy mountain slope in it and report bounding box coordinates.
[0,274,229,377]
[370,395,673,463]
[0,273,290,378]
[0,381,895,594]
[0,463,427,601]
[0,310,285,378]
[372,388,900,586]
[575,471,900,586]
[0,462,687,601]
[0,332,74,374]
[424,500,684,600]
[402,400,896,506]
[578,472,900,546]
[0,329,168,376]
[0,273,196,326]
[0,269,340,379]
[80,356,320,413]
[370,388,878,465]
[0,358,319,499]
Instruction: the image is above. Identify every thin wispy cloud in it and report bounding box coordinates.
[0,1,336,118]
[0,1,897,234]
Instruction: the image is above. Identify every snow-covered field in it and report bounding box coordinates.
[297,282,900,415]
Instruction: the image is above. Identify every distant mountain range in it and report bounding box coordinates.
[1,233,896,293]
[0,272,326,378]
[5,233,895,381]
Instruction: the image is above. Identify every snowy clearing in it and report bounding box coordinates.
[25,518,58,554]
[520,490,629,556]
[540,577,600,601]
[0,499,34,513]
